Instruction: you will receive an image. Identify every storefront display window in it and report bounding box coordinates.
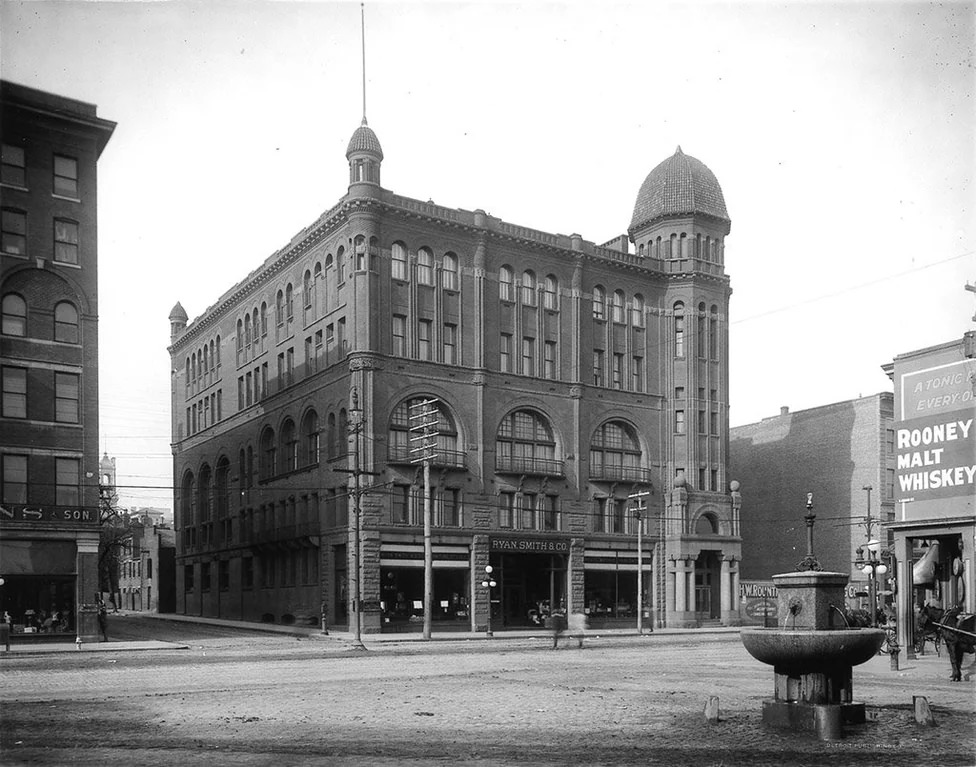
[380,568,469,630]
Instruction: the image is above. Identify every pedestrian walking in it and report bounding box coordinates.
[549,608,567,649]
[97,601,108,642]
[568,612,588,649]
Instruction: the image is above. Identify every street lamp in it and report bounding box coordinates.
[481,565,497,637]
[854,539,887,627]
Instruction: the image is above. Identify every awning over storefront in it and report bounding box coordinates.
[0,540,77,575]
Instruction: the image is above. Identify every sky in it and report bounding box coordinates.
[2,0,973,513]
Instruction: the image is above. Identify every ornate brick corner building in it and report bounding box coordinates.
[0,81,115,642]
[168,121,741,633]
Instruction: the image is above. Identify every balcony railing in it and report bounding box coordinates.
[495,455,565,477]
[387,445,467,469]
[589,465,654,484]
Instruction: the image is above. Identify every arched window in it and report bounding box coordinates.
[695,513,718,535]
[238,449,247,505]
[280,418,298,473]
[499,265,514,301]
[710,305,719,359]
[698,302,707,358]
[442,252,459,291]
[391,241,407,281]
[631,294,644,328]
[259,303,268,340]
[543,275,558,310]
[180,471,195,529]
[313,262,322,316]
[244,313,252,354]
[521,270,536,305]
[327,412,338,459]
[336,246,345,283]
[389,397,459,465]
[496,409,557,475]
[275,291,284,329]
[215,457,230,519]
[590,421,642,481]
[417,247,434,285]
[303,269,313,315]
[215,335,221,368]
[612,290,625,323]
[54,301,79,343]
[354,234,367,271]
[285,284,294,327]
[674,301,685,357]
[260,426,276,478]
[197,464,212,523]
[302,409,320,466]
[592,286,606,320]
[2,294,27,336]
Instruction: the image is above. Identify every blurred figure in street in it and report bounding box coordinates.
[97,599,108,642]
[568,612,588,649]
[549,608,567,649]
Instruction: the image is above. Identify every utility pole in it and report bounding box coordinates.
[409,399,439,640]
[347,389,366,650]
[862,485,873,539]
[629,489,652,636]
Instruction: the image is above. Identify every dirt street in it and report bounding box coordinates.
[1,617,974,766]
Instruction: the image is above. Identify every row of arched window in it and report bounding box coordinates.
[498,266,558,309]
[593,286,645,327]
[178,394,650,530]
[637,232,724,262]
[673,301,721,360]
[391,242,459,289]
[185,334,222,396]
[1,293,80,343]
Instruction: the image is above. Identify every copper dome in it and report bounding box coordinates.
[629,147,728,232]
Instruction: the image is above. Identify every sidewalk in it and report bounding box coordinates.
[0,610,742,655]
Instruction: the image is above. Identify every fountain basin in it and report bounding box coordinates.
[741,627,885,673]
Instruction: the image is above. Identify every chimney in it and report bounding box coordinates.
[780,406,790,417]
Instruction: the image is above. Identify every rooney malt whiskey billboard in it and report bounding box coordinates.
[895,355,975,519]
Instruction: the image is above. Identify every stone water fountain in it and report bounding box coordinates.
[740,493,885,740]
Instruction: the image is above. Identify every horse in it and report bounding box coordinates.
[939,605,976,682]
[914,604,944,656]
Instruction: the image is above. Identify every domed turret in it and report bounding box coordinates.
[169,301,188,342]
[346,117,383,188]
[629,146,728,234]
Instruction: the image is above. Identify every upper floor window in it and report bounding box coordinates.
[302,409,320,466]
[496,409,557,474]
[55,372,80,423]
[2,366,27,418]
[336,246,346,283]
[1,145,26,187]
[392,314,406,357]
[418,319,433,360]
[417,247,434,286]
[354,235,367,271]
[53,155,79,198]
[53,219,79,264]
[54,302,79,343]
[2,294,27,336]
[55,457,80,507]
[1,209,27,256]
[521,270,536,305]
[631,294,645,327]
[612,290,625,323]
[499,265,514,302]
[592,286,606,320]
[673,302,685,357]
[590,421,642,481]
[543,275,558,310]
[1,453,28,505]
[392,242,407,281]
[280,418,298,473]
[442,252,459,291]
[388,397,459,465]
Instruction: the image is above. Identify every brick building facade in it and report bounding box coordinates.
[168,119,742,633]
[729,394,896,586]
[0,81,115,641]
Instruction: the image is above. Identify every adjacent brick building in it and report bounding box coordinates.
[729,394,897,582]
[0,81,115,641]
[168,118,743,633]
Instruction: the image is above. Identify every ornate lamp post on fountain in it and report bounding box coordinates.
[740,492,885,741]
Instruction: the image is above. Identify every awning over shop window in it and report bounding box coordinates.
[0,540,77,575]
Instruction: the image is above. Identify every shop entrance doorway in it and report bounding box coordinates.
[491,552,567,628]
[695,551,722,621]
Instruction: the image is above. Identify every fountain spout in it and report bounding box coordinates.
[829,603,851,628]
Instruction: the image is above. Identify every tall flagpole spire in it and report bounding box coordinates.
[361,3,367,125]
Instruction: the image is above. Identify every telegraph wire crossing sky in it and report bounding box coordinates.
[2,1,972,511]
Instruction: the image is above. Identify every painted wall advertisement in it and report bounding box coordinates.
[896,358,975,517]
[739,581,778,625]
